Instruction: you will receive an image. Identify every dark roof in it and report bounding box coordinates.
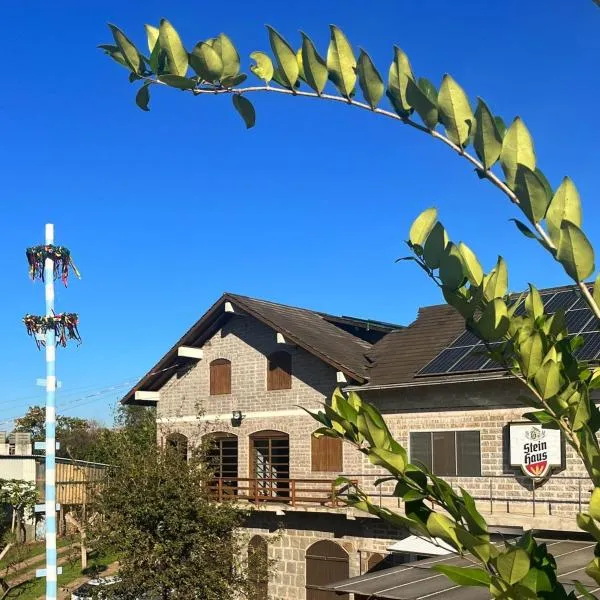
[363,283,596,389]
[327,539,596,599]
[122,293,400,405]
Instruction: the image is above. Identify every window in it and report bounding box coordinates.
[206,433,238,479]
[166,432,188,461]
[267,351,292,390]
[311,433,343,472]
[409,430,481,476]
[210,359,231,395]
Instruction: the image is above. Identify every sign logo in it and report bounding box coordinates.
[509,423,562,480]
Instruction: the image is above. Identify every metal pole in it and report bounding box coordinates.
[44,223,58,600]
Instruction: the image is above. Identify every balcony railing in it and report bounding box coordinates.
[208,477,358,507]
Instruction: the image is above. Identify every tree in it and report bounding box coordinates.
[101,18,600,598]
[13,406,107,461]
[0,479,37,542]
[90,434,264,600]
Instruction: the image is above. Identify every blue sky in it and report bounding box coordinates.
[1,0,598,427]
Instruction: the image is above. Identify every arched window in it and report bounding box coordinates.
[248,535,269,600]
[306,540,349,600]
[250,430,290,498]
[267,351,292,390]
[205,433,238,479]
[210,359,231,395]
[165,432,188,461]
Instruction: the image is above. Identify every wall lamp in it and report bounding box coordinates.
[231,410,244,426]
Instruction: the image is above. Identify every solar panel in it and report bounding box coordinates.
[544,291,578,313]
[418,347,470,375]
[564,309,594,335]
[417,286,600,378]
[448,345,489,372]
[575,332,600,360]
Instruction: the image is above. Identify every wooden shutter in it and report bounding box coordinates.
[210,359,231,395]
[409,432,432,470]
[456,431,481,476]
[267,351,292,390]
[311,435,343,472]
[433,432,456,476]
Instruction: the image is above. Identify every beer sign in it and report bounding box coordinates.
[509,423,562,479]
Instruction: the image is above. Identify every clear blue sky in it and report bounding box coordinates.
[1,0,598,427]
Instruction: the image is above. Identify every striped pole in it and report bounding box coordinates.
[44,223,58,600]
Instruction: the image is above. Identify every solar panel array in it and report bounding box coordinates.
[417,288,600,377]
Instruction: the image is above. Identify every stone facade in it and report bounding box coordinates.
[151,312,589,599]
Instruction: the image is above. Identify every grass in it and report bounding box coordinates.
[4,549,119,600]
[0,538,73,570]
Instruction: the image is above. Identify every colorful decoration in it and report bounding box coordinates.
[26,245,80,286]
[23,313,81,349]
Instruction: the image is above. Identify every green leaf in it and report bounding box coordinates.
[534,168,553,200]
[573,388,591,431]
[438,74,474,147]
[496,549,530,585]
[594,274,600,310]
[519,567,553,594]
[135,84,150,112]
[484,257,508,300]
[426,513,460,549]
[232,95,256,129]
[500,117,536,188]
[327,25,356,98]
[577,513,600,541]
[300,32,328,94]
[406,77,438,129]
[586,558,600,585]
[434,565,491,587]
[368,447,406,475]
[474,98,502,169]
[439,243,465,291]
[387,46,414,114]
[534,361,560,399]
[409,207,437,249]
[523,410,558,427]
[98,44,129,69]
[557,221,595,281]
[520,333,543,379]
[477,298,509,341]
[514,166,551,224]
[145,24,159,53]
[250,51,274,83]
[590,488,600,521]
[418,78,438,104]
[189,42,223,82]
[525,284,544,319]
[455,529,495,563]
[575,580,598,599]
[494,116,507,138]
[423,222,448,269]
[546,177,582,247]
[108,24,142,74]
[158,19,188,76]
[266,26,299,89]
[458,242,483,285]
[510,218,537,239]
[212,34,240,80]
[221,73,247,88]
[357,50,384,109]
[157,75,197,89]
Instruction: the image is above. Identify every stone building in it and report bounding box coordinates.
[122,286,598,599]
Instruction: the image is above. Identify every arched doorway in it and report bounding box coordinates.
[247,535,269,599]
[250,430,289,499]
[165,432,188,461]
[306,540,349,600]
[205,432,238,496]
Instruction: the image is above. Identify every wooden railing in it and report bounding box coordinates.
[208,477,358,507]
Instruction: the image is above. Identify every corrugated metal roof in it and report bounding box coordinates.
[327,540,597,599]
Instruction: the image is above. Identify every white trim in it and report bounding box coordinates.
[135,390,160,401]
[276,332,287,344]
[224,301,235,313]
[344,373,511,392]
[336,371,347,383]
[177,346,204,359]
[157,408,307,424]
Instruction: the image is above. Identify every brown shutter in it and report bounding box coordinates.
[433,432,456,476]
[210,359,231,395]
[267,351,292,390]
[311,434,343,472]
[456,431,481,476]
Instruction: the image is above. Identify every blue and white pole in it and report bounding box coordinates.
[44,223,58,600]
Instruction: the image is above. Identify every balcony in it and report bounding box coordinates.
[208,474,592,531]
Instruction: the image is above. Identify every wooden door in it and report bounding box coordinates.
[250,431,289,498]
[306,541,349,600]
